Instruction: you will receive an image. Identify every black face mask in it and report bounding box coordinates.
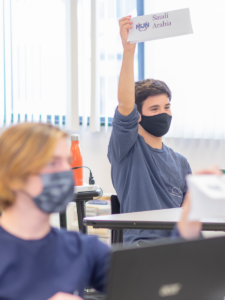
[139,113,172,137]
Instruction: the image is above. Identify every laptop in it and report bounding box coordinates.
[105,236,225,300]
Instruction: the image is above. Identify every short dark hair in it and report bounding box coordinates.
[135,79,172,114]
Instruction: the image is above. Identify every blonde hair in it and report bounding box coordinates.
[0,123,67,211]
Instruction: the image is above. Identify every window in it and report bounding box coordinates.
[77,0,138,128]
[1,0,140,130]
[145,0,225,139]
[1,0,67,127]
[0,1,4,126]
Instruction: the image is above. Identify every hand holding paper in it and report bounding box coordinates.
[177,167,222,239]
[128,8,193,44]
[177,192,202,240]
[118,16,136,116]
[119,16,136,52]
[187,173,225,221]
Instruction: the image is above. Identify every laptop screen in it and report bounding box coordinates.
[106,236,225,300]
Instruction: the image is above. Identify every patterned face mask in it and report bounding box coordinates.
[22,170,75,214]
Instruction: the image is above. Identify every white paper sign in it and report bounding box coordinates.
[127,8,193,44]
[187,175,225,221]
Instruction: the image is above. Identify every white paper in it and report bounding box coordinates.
[187,175,225,221]
[127,8,193,44]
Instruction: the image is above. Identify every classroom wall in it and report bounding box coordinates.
[164,138,225,172]
[1,126,225,195]
[72,126,115,194]
[75,127,225,194]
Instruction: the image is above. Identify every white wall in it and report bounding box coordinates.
[2,126,225,194]
[72,126,116,194]
[163,137,225,172]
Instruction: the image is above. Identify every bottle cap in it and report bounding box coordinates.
[71,134,79,141]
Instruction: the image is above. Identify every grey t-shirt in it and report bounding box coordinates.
[108,105,192,244]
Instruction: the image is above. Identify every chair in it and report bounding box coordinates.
[59,189,102,233]
[111,195,123,244]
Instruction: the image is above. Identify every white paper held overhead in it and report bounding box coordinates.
[187,175,225,221]
[127,8,193,44]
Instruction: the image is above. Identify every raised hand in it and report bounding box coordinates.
[119,16,136,52]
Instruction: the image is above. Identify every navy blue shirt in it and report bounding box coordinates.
[0,226,110,300]
[108,106,191,244]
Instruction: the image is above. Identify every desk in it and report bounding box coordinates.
[83,207,225,232]
[60,189,101,233]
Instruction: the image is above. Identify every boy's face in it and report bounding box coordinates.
[138,94,171,122]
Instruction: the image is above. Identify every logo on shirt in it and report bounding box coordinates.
[159,283,182,297]
[136,22,149,31]
[171,187,183,198]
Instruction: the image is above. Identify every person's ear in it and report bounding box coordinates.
[138,113,141,123]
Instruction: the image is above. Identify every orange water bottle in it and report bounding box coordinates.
[71,134,83,186]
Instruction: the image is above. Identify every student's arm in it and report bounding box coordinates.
[177,166,222,239]
[87,236,111,293]
[108,17,139,163]
[181,162,192,205]
[118,16,136,116]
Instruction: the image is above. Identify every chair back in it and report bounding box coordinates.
[111,195,120,214]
